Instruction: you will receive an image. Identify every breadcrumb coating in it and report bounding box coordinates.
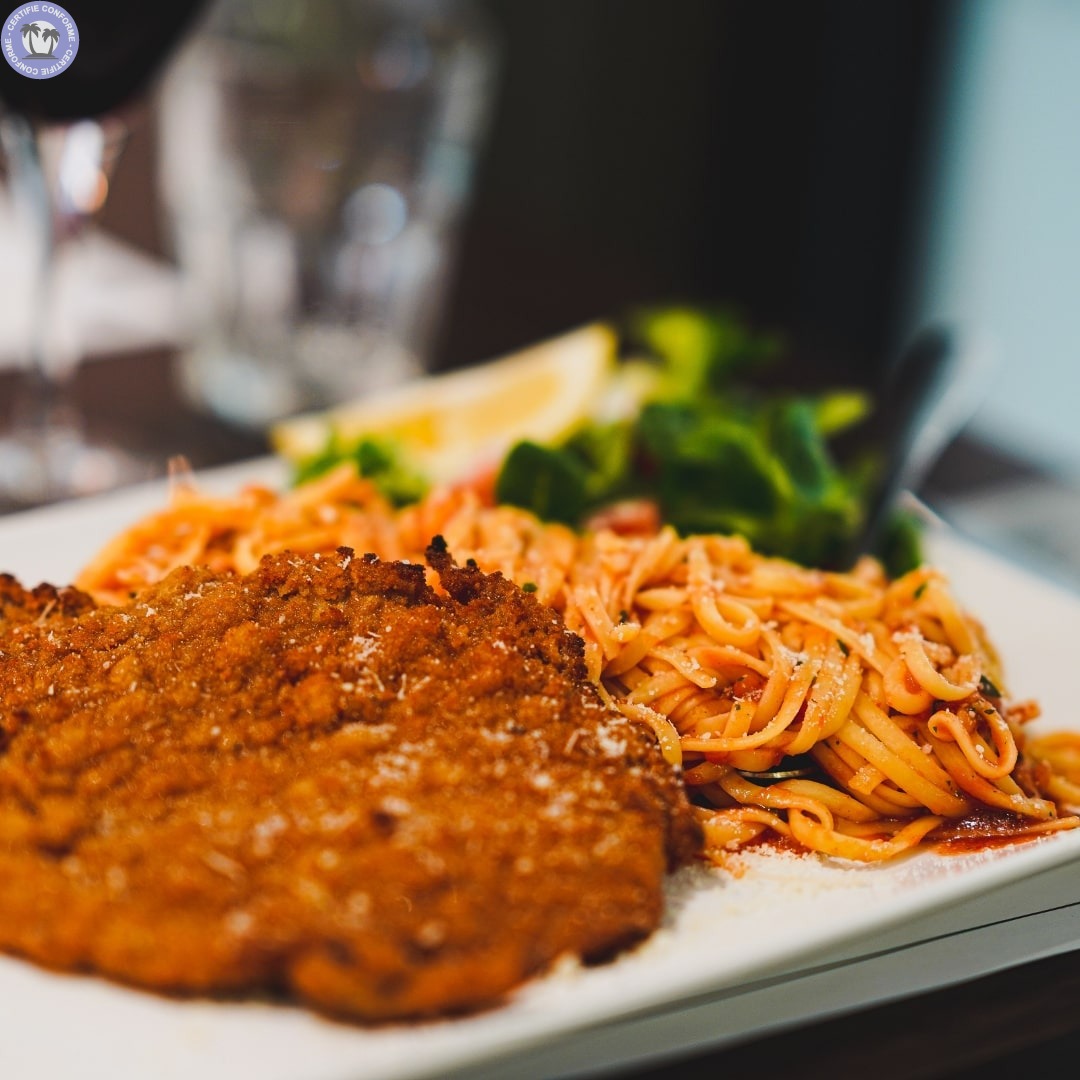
[0,542,700,1020]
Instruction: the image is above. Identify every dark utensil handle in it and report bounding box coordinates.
[856,325,959,560]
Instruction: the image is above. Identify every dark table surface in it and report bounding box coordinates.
[1,348,1078,1080]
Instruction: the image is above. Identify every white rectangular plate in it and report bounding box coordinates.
[1,465,1078,1080]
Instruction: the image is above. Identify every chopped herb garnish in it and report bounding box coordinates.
[979,674,1002,698]
[837,639,850,656]
[521,581,538,593]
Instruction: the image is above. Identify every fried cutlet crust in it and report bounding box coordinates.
[0,573,95,631]
[0,543,700,1021]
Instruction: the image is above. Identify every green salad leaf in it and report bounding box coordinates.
[628,304,782,398]
[494,440,591,526]
[292,433,429,508]
[289,304,924,576]
[494,305,916,572]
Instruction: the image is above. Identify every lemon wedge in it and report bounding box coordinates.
[270,322,617,482]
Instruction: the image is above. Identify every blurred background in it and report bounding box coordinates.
[2,0,1079,588]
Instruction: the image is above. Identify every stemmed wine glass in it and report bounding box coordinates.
[0,0,206,508]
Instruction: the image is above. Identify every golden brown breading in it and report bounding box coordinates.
[0,542,700,1021]
[0,573,95,631]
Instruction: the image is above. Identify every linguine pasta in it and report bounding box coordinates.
[76,461,1080,864]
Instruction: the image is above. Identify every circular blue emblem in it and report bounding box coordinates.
[2,3,79,80]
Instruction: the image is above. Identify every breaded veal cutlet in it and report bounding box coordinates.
[0,573,95,629]
[0,540,701,1021]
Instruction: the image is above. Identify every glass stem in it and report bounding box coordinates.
[0,112,99,507]
[0,111,142,508]
[0,113,77,437]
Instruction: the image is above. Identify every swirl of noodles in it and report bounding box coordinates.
[73,460,1080,864]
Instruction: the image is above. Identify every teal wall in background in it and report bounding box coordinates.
[912,0,1080,477]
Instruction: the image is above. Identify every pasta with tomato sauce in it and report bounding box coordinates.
[76,459,1080,864]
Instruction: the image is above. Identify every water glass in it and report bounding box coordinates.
[156,0,496,429]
